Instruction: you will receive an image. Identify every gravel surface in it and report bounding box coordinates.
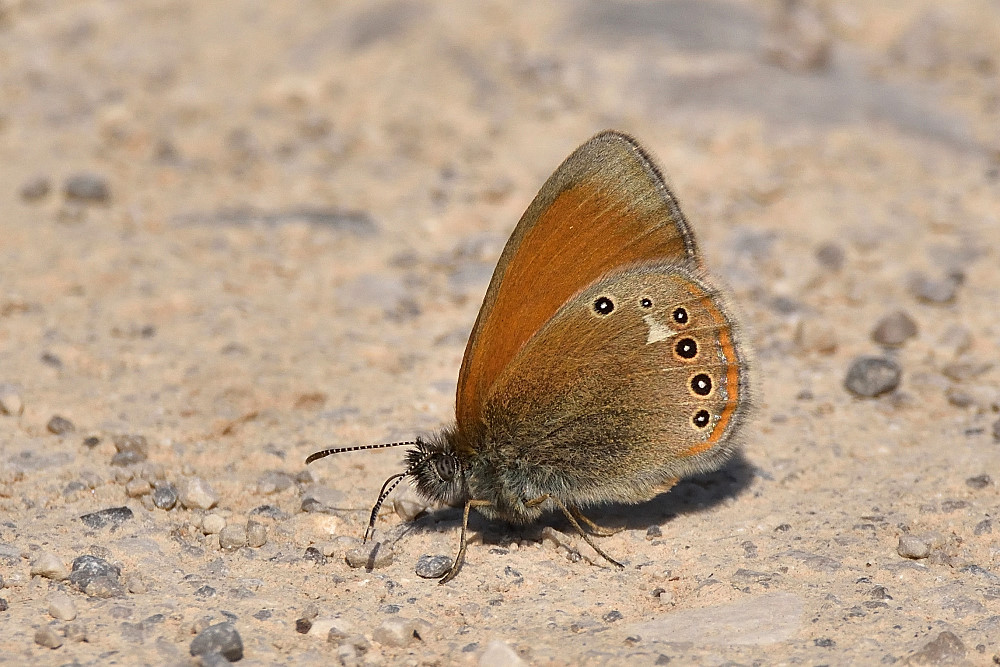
[1,1,998,664]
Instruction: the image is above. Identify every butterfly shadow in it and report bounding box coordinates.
[383,450,757,553]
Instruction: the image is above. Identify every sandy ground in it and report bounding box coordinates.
[1,1,999,664]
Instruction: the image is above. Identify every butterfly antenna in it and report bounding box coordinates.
[305,440,418,465]
[362,450,437,543]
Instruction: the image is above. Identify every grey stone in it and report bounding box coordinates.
[906,630,965,664]
[20,175,51,201]
[845,356,901,397]
[219,525,247,550]
[64,172,111,204]
[69,554,121,591]
[479,640,526,667]
[910,270,963,304]
[190,621,243,662]
[898,535,931,559]
[628,592,804,645]
[47,415,75,435]
[247,520,267,548]
[814,242,845,271]
[34,626,63,649]
[256,471,294,495]
[345,543,393,570]
[300,485,345,513]
[79,506,134,529]
[30,552,69,580]
[179,477,219,510]
[777,549,842,572]
[871,310,918,347]
[966,474,991,489]
[113,434,150,456]
[415,554,453,579]
[152,483,178,510]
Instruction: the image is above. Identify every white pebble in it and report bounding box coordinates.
[179,477,219,510]
[219,524,247,550]
[48,592,77,620]
[202,513,226,535]
[30,552,68,581]
[479,639,526,667]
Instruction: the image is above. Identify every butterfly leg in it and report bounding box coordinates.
[569,506,620,537]
[525,494,624,570]
[439,498,492,585]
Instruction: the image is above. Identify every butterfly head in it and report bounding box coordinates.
[406,430,470,507]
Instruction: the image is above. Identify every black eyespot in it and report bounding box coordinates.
[640,297,653,309]
[675,338,698,359]
[692,409,711,429]
[594,296,615,316]
[691,373,712,396]
[672,307,688,325]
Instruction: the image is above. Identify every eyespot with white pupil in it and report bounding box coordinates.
[640,297,653,308]
[672,307,689,325]
[691,373,712,396]
[675,338,698,359]
[692,409,711,429]
[593,296,615,315]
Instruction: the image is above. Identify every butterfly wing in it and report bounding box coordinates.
[456,131,701,434]
[474,263,750,505]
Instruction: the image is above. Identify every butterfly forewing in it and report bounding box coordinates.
[456,131,701,435]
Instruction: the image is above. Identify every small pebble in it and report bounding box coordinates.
[152,483,178,510]
[30,552,69,580]
[602,610,623,623]
[64,622,88,642]
[300,485,345,513]
[657,589,675,606]
[64,172,111,204]
[906,630,966,664]
[646,525,662,540]
[125,479,152,497]
[34,626,63,649]
[814,242,845,271]
[111,449,147,466]
[415,554,453,579]
[393,493,429,521]
[48,592,77,620]
[20,175,51,201]
[69,554,120,591]
[247,520,267,548]
[79,506,134,529]
[844,357,901,397]
[479,639,526,667]
[202,514,226,535]
[0,385,24,416]
[372,617,418,647]
[256,471,294,495]
[47,415,75,435]
[795,319,838,354]
[219,525,247,550]
[295,617,312,633]
[345,543,393,570]
[993,418,1000,442]
[966,474,992,489]
[180,477,219,510]
[0,598,7,611]
[871,310,918,347]
[897,535,931,559]
[82,436,101,448]
[189,622,243,662]
[910,270,963,304]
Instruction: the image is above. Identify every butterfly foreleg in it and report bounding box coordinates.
[439,498,492,585]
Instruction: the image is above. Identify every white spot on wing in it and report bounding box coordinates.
[643,314,673,345]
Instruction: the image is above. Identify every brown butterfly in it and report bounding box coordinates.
[307,130,752,583]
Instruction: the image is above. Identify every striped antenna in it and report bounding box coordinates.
[363,450,436,542]
[305,441,418,465]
